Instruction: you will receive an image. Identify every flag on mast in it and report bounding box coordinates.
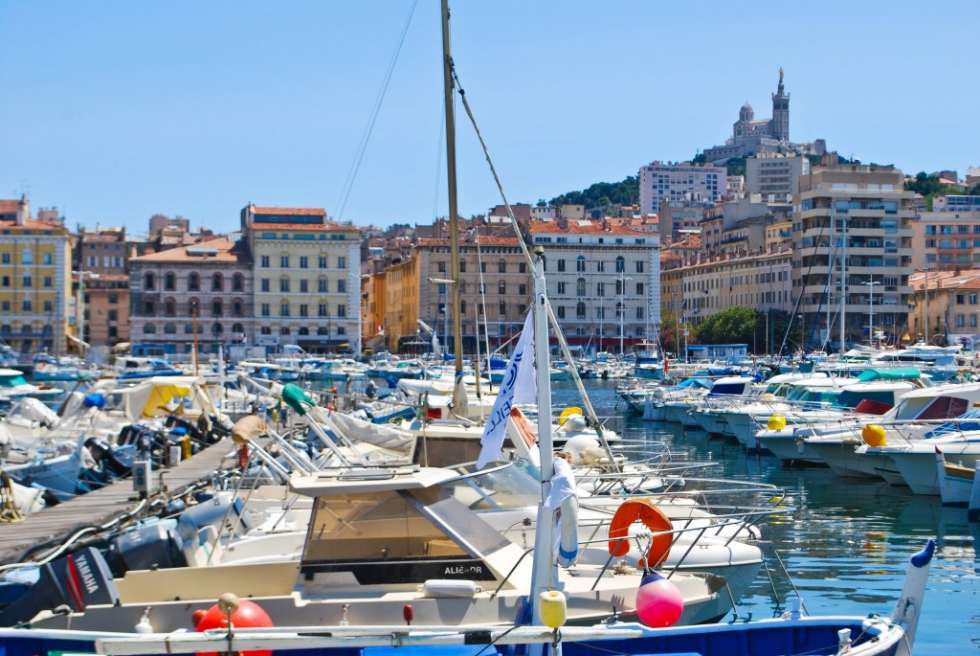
[476,310,536,468]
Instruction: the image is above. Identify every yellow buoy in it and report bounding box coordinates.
[862,424,887,447]
[539,590,567,629]
[767,414,787,431]
[558,407,584,426]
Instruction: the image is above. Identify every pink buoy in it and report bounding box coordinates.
[635,572,684,627]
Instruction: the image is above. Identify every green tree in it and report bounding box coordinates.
[549,176,639,209]
[695,307,759,348]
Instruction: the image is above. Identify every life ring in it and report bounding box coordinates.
[607,499,673,569]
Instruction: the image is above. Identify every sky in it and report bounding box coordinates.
[1,1,978,235]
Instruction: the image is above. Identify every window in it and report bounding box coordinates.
[318,278,328,293]
[460,300,467,316]
[518,284,527,295]
[337,304,346,318]
[557,282,566,295]
[232,299,243,316]
[300,279,309,293]
[318,255,327,269]
[43,276,52,288]
[108,292,118,304]
[615,279,623,295]
[261,278,270,292]
[338,256,346,269]
[21,249,32,265]
[233,273,244,292]
[438,261,446,273]
[188,297,200,316]
[318,303,328,317]
[317,326,329,335]
[22,275,31,288]
[261,303,270,317]
[144,323,156,334]
[519,262,526,273]
[260,255,270,268]
[337,279,346,293]
[164,298,176,316]
[499,301,507,315]
[597,261,605,273]
[280,278,290,293]
[0,253,8,264]
[212,299,223,316]
[260,326,271,335]
[280,303,290,317]
[44,301,53,313]
[281,255,290,268]
[144,301,155,315]
[337,326,346,335]
[576,277,586,296]
[557,306,565,319]
[144,272,156,290]
[164,322,177,335]
[188,272,200,291]
[300,256,309,269]
[557,259,566,272]
[300,304,309,317]
[636,282,644,295]
[212,273,223,291]
[615,256,625,273]
[498,260,506,273]
[298,326,309,336]
[597,282,605,297]
[636,261,644,273]
[498,281,506,295]
[460,261,467,273]
[576,256,586,272]
[636,307,644,320]
[576,302,586,318]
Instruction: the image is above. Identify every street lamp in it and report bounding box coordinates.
[864,277,881,347]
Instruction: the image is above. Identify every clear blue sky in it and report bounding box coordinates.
[1,1,977,235]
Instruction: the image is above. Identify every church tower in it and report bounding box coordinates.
[770,67,790,141]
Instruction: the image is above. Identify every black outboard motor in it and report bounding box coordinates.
[0,547,119,626]
[83,437,130,478]
[105,520,188,577]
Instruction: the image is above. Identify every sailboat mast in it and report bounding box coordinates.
[441,0,464,375]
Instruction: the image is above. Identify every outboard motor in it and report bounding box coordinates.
[106,520,187,576]
[0,547,118,626]
[83,437,130,478]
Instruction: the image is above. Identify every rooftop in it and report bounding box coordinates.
[130,237,247,264]
[528,219,651,237]
[910,269,980,291]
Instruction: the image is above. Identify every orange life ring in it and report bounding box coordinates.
[607,499,673,569]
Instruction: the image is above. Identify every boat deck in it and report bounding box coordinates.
[0,438,237,564]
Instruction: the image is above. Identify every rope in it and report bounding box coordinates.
[0,470,23,523]
[335,0,419,221]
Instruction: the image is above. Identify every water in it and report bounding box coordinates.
[554,381,980,653]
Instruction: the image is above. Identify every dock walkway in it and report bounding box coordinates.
[0,439,237,564]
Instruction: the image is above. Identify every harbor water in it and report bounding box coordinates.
[559,380,980,654]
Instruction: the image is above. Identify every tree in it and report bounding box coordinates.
[693,307,804,355]
[549,176,639,209]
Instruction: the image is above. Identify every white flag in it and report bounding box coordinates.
[476,310,536,468]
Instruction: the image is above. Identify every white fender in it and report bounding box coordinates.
[557,494,579,568]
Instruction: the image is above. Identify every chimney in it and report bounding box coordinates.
[16,194,29,226]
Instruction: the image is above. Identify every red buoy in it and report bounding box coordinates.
[194,599,273,656]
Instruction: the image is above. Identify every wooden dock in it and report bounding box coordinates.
[0,439,238,564]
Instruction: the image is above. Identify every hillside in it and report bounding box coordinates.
[546,176,639,209]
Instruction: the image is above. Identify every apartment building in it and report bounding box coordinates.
[128,238,252,356]
[793,164,916,348]
[361,271,386,351]
[528,219,661,349]
[638,161,727,215]
[383,256,420,352]
[911,207,980,270]
[0,197,72,354]
[415,234,531,353]
[76,227,130,347]
[243,204,361,353]
[661,249,793,329]
[745,152,809,202]
[907,270,980,346]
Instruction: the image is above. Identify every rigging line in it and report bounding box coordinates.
[336,0,419,222]
[449,61,620,473]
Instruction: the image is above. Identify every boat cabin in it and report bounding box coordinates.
[289,465,520,593]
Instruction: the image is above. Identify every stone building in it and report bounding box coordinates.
[243,204,361,353]
[528,219,661,350]
[128,238,252,356]
[910,206,980,270]
[76,227,130,347]
[0,197,72,354]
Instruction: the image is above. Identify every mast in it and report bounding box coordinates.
[839,208,847,354]
[440,0,464,378]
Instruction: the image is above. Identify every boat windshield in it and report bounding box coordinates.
[446,463,540,510]
[0,374,28,387]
